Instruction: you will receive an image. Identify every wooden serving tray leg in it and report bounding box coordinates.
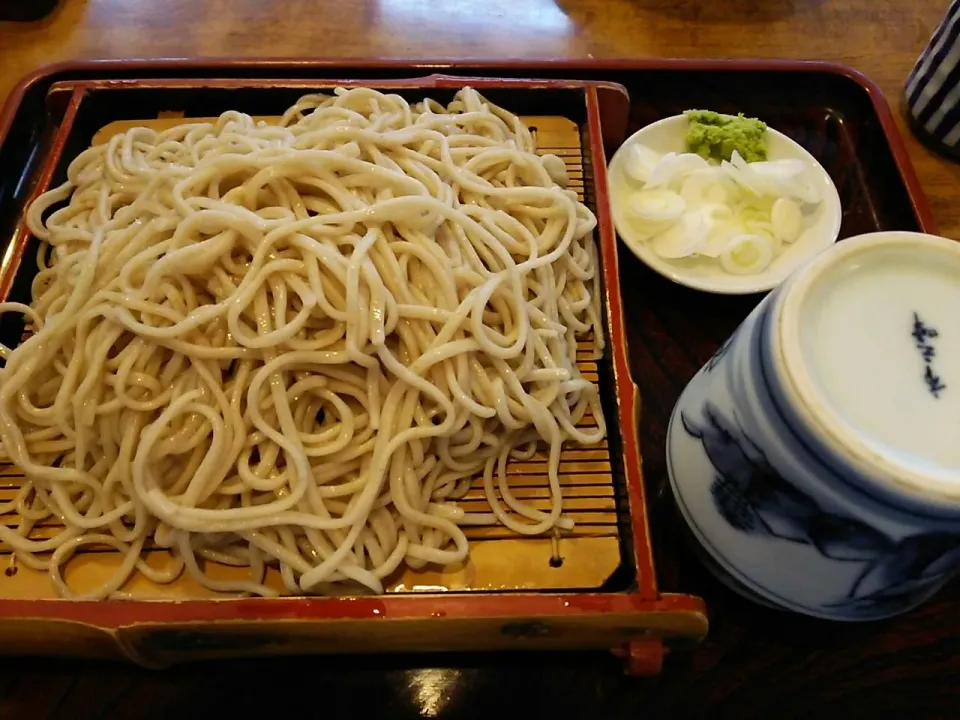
[612,638,665,676]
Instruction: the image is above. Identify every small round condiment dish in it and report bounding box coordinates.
[608,114,843,295]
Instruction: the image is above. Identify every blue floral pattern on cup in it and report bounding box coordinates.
[681,403,960,617]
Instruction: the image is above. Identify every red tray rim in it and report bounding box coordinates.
[0,57,937,236]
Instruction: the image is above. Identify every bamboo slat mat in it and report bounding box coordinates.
[0,113,622,598]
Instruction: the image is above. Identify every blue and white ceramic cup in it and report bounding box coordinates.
[667,232,960,621]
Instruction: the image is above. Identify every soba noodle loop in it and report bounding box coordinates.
[0,87,606,598]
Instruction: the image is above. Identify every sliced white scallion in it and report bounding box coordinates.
[679,167,727,206]
[736,155,821,204]
[692,206,737,258]
[721,156,763,197]
[646,152,709,188]
[616,136,823,276]
[700,220,744,258]
[771,197,804,243]
[651,212,708,259]
[719,234,775,275]
[628,189,686,223]
[623,143,662,184]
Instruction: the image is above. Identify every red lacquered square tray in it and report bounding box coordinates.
[0,67,708,675]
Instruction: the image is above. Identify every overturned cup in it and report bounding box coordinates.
[667,232,960,620]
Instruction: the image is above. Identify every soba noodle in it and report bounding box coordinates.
[0,87,606,598]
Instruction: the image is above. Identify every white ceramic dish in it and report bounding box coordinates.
[607,115,843,295]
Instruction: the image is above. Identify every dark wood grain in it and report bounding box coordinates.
[1,1,960,718]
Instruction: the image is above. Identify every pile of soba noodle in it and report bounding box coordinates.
[0,87,605,598]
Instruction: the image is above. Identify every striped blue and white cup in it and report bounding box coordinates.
[906,0,960,153]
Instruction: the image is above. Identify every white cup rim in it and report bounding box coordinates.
[776,231,960,505]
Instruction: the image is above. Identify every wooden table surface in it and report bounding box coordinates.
[1,1,959,718]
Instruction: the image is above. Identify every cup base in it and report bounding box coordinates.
[671,505,786,612]
[665,413,932,622]
[667,479,939,622]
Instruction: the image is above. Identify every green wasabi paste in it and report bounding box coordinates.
[684,110,768,163]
